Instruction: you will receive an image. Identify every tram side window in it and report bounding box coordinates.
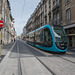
[35,30,43,44]
[26,35,29,41]
[43,28,53,47]
[40,29,44,43]
[35,28,53,47]
[29,32,34,43]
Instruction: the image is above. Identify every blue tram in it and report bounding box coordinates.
[26,25,68,53]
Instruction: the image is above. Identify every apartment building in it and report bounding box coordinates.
[0,0,16,45]
[1,0,11,44]
[20,33,23,39]
[24,0,75,47]
[23,26,26,40]
[62,0,75,47]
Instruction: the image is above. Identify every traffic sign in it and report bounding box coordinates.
[0,20,4,27]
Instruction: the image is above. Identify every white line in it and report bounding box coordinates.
[0,23,3,25]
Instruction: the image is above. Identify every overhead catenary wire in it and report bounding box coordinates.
[20,0,26,25]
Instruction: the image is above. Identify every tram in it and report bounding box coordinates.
[26,25,68,53]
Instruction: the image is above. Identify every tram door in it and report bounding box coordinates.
[43,28,53,47]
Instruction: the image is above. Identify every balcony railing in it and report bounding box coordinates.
[52,2,60,11]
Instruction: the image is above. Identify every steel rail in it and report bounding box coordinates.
[23,42,56,75]
[17,42,22,75]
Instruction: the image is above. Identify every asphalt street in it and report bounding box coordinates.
[0,39,75,75]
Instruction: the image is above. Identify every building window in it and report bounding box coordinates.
[66,8,71,20]
[53,13,56,25]
[45,16,47,24]
[53,1,55,7]
[66,0,70,4]
[56,12,60,25]
[3,0,5,3]
[56,0,59,3]
[45,2,47,16]
[49,0,51,4]
[45,2,47,9]
[45,9,47,13]
[49,5,51,12]
[2,9,4,20]
[41,14,42,21]
[5,3,7,9]
[49,14,51,24]
[42,13,43,21]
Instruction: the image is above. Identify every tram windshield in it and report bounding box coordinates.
[51,25,67,42]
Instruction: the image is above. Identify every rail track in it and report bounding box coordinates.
[14,40,75,75]
[17,42,22,75]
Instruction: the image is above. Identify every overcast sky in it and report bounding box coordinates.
[9,0,41,36]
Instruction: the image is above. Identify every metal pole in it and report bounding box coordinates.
[0,28,1,57]
[0,0,2,58]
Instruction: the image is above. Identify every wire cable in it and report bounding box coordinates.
[20,0,26,24]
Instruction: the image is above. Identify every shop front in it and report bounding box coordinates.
[64,24,75,48]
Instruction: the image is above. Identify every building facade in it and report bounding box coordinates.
[23,0,75,47]
[0,0,16,45]
[62,0,75,47]
[20,33,23,39]
[23,26,26,40]
[11,21,17,42]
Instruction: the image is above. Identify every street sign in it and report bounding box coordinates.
[0,20,4,27]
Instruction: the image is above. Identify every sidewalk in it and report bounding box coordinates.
[0,42,14,62]
[68,47,75,52]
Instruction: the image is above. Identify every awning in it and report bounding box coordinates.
[64,23,75,29]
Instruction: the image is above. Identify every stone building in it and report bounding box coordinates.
[62,0,75,47]
[20,33,23,39]
[23,26,26,40]
[0,0,16,45]
[24,0,75,47]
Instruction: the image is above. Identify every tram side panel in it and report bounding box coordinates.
[34,27,53,50]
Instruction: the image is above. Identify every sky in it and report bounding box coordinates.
[9,0,41,36]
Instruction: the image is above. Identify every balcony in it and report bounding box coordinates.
[53,19,61,25]
[52,2,60,11]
